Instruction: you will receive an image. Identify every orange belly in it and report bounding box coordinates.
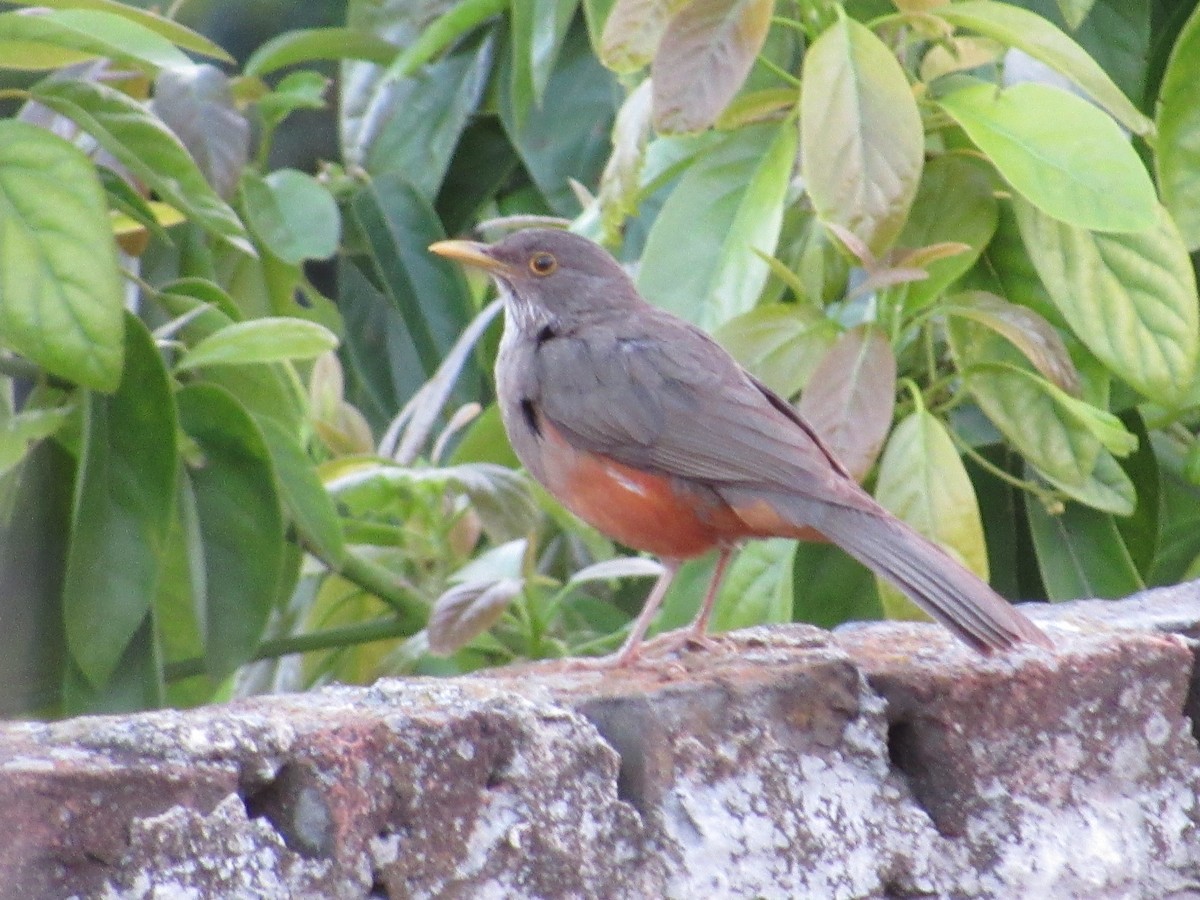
[534,423,747,558]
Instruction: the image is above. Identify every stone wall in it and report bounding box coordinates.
[5,584,1200,898]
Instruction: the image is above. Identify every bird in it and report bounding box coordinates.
[429,229,1052,665]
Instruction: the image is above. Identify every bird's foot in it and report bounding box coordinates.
[637,627,722,659]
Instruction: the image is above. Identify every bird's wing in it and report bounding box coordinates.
[533,312,869,510]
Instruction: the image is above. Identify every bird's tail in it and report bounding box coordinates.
[810,498,1051,653]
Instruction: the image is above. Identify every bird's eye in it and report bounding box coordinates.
[529,252,557,276]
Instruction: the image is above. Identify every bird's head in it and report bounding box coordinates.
[429,229,642,332]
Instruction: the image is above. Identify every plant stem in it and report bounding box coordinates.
[163,617,415,681]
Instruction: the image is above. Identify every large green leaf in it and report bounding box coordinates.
[63,315,177,688]
[0,8,192,71]
[937,80,1156,233]
[964,201,1064,329]
[0,120,123,390]
[1025,493,1143,600]
[874,409,990,620]
[1013,197,1199,405]
[710,539,795,631]
[714,303,839,398]
[800,15,923,255]
[931,0,1153,136]
[651,0,773,133]
[1155,2,1200,250]
[31,78,250,252]
[638,121,796,328]
[897,155,999,314]
[6,0,231,62]
[791,541,880,629]
[177,384,284,680]
[357,32,494,201]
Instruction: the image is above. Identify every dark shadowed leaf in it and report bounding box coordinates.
[942,291,1080,394]
[153,64,250,202]
[931,0,1152,136]
[63,315,176,688]
[1113,409,1159,579]
[1013,197,1199,405]
[791,541,880,629]
[511,0,578,114]
[1025,490,1143,601]
[638,121,796,328]
[0,120,123,390]
[897,155,998,314]
[357,32,493,201]
[874,410,990,620]
[498,24,620,214]
[1155,2,1200,250]
[800,16,923,256]
[177,383,283,680]
[797,325,896,482]
[651,0,773,133]
[937,80,1156,233]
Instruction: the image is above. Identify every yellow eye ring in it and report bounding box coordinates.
[529,252,557,276]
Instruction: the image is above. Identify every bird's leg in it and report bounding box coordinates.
[607,558,682,667]
[682,545,735,642]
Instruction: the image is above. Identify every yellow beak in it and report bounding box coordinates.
[428,239,513,275]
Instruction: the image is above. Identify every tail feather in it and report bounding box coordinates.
[813,500,1051,653]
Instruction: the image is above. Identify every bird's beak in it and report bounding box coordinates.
[428,239,514,276]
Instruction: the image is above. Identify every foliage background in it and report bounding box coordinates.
[2,0,1200,717]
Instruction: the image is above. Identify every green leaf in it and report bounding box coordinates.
[800,15,924,255]
[1025,493,1143,600]
[0,120,123,390]
[714,303,839,398]
[1012,197,1199,405]
[63,315,177,688]
[1113,408,1159,578]
[31,78,250,253]
[1034,445,1137,516]
[177,383,283,680]
[948,317,1101,488]
[791,541,880,629]
[0,9,192,72]
[651,0,774,133]
[1055,0,1097,30]
[931,0,1153,136]
[256,71,329,133]
[874,409,991,619]
[710,539,795,631]
[449,402,521,469]
[937,80,1156,233]
[638,121,796,328]
[511,0,578,113]
[796,324,896,483]
[942,291,1080,394]
[256,417,346,567]
[176,318,339,372]
[153,65,251,205]
[242,170,340,264]
[1155,2,1200,250]
[347,176,477,384]
[244,27,396,76]
[897,155,999,314]
[5,0,232,62]
[498,23,620,215]
[0,405,74,478]
[358,33,494,201]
